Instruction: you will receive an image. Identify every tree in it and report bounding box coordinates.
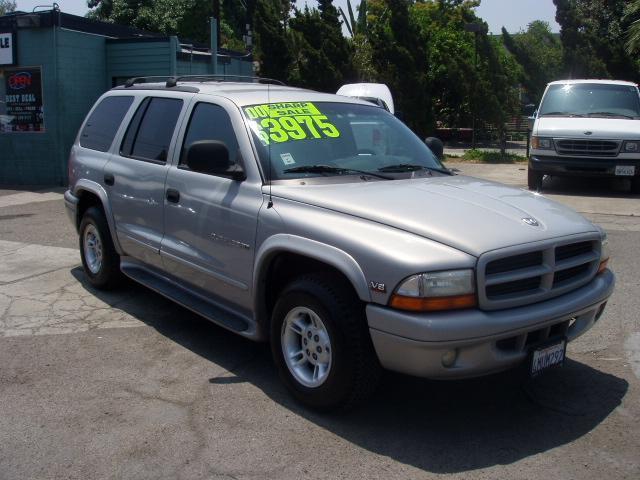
[0,0,16,16]
[553,0,639,81]
[253,0,293,81]
[625,0,640,55]
[87,0,247,47]
[502,21,562,103]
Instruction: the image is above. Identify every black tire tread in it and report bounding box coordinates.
[273,272,381,411]
[79,206,122,290]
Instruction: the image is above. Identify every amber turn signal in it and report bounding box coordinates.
[389,293,477,312]
[597,258,609,274]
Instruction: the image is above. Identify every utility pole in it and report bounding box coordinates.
[212,0,220,49]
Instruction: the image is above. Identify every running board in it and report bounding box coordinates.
[121,263,250,334]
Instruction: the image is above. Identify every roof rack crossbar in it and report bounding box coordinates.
[164,75,285,88]
[124,76,172,88]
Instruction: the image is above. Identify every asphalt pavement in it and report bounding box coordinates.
[1,170,639,480]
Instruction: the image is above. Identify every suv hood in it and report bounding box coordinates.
[535,116,640,139]
[271,176,598,257]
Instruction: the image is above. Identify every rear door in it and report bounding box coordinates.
[104,94,188,268]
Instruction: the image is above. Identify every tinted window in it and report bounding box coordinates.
[121,97,183,162]
[80,96,133,152]
[181,103,239,167]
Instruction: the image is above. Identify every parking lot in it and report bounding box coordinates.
[1,165,639,480]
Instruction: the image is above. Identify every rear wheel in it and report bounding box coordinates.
[270,273,381,411]
[527,168,543,191]
[79,206,122,289]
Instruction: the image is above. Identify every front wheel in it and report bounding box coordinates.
[271,273,381,411]
[79,206,122,289]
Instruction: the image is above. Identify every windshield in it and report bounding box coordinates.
[539,83,640,119]
[242,102,443,181]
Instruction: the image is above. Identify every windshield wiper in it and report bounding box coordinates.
[283,165,393,180]
[540,112,585,117]
[378,163,453,175]
[587,112,635,119]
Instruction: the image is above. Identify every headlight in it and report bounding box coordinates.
[623,141,640,152]
[390,269,477,312]
[531,136,554,150]
[598,232,610,274]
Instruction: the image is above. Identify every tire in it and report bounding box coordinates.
[631,177,640,194]
[79,206,122,290]
[527,168,543,191]
[270,273,381,411]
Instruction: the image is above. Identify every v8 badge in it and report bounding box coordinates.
[369,281,386,293]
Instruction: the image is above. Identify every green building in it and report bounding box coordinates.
[0,9,253,185]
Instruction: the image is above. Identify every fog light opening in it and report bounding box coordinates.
[441,349,458,368]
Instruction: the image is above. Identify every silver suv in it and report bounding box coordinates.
[65,76,615,410]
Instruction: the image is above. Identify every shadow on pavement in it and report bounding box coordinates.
[72,267,628,474]
[541,175,640,199]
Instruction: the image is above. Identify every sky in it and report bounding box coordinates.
[14,0,561,35]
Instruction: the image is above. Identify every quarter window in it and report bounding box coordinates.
[180,103,239,167]
[80,96,133,152]
[120,97,183,163]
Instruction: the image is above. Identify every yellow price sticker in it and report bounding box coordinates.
[243,102,340,145]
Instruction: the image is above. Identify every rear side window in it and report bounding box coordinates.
[80,96,133,152]
[180,102,239,166]
[120,97,183,163]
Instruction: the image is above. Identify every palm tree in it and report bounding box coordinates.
[626,0,640,54]
[339,0,367,37]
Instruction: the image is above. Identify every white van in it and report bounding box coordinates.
[528,79,640,192]
[337,83,395,115]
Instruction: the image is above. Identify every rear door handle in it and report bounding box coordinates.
[166,188,180,203]
[104,173,114,186]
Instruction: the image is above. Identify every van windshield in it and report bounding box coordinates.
[539,83,640,119]
[242,102,444,181]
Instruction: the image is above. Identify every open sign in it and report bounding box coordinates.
[8,72,32,90]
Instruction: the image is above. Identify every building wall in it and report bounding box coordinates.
[0,28,59,184]
[107,38,176,85]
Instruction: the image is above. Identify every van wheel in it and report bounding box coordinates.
[79,206,122,290]
[528,169,543,191]
[271,273,381,411]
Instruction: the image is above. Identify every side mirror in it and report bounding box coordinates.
[185,140,245,180]
[425,136,444,160]
[527,113,536,131]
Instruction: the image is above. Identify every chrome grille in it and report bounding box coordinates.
[555,139,620,157]
[478,235,601,310]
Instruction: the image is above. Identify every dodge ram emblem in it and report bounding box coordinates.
[522,217,539,227]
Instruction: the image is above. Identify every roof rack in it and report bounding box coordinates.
[164,75,285,88]
[123,76,173,88]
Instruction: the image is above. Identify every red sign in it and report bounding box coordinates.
[8,72,32,90]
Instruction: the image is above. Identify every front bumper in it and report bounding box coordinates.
[529,154,640,178]
[64,189,79,231]
[367,269,614,379]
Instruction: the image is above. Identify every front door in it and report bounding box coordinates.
[161,101,263,313]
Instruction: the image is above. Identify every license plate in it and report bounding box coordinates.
[529,338,566,377]
[615,165,635,176]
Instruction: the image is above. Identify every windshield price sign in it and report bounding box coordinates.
[243,102,340,145]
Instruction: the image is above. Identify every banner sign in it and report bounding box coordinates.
[0,32,15,66]
[2,67,45,133]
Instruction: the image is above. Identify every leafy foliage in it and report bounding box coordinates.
[0,0,16,16]
[502,21,562,104]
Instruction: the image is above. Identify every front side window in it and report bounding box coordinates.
[120,97,183,162]
[539,83,640,119]
[80,96,133,152]
[180,102,239,167]
[242,101,444,181]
